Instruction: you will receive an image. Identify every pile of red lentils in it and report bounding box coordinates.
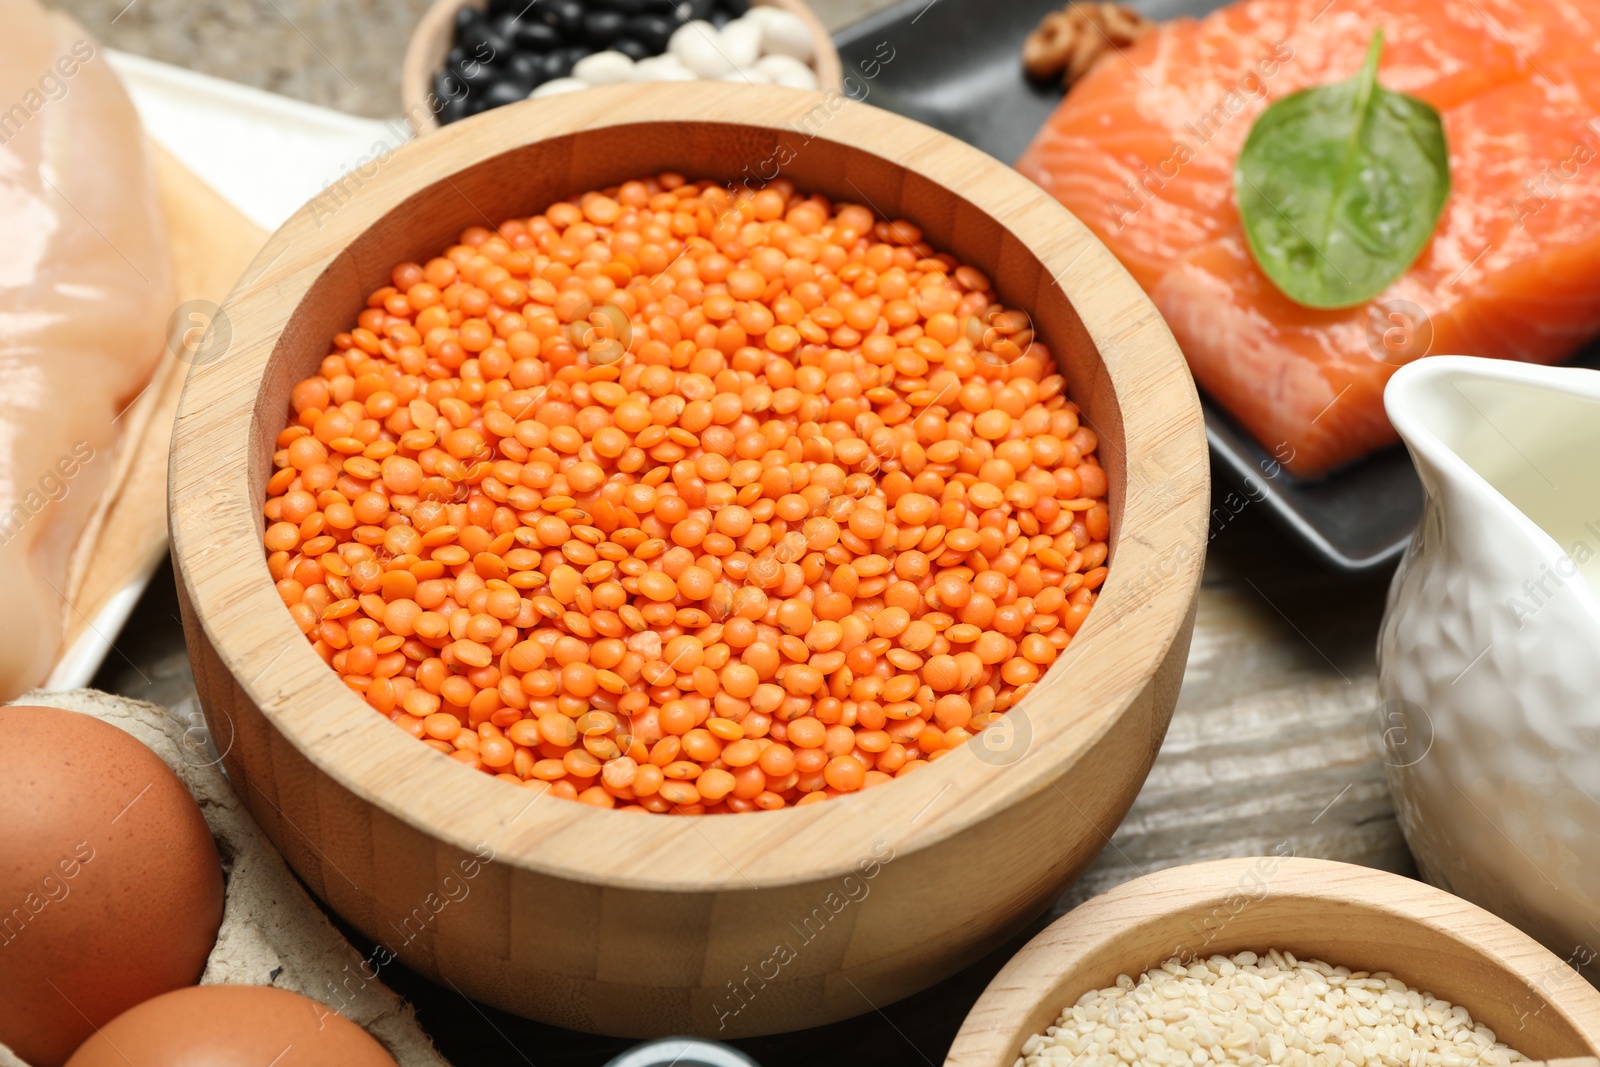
[264,173,1110,814]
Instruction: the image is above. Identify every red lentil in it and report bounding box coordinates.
[264,173,1110,814]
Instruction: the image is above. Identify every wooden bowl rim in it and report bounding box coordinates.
[946,857,1600,1066]
[171,84,1208,892]
[399,0,846,135]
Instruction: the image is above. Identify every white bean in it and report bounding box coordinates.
[755,53,817,90]
[721,66,773,84]
[630,55,697,82]
[669,20,736,78]
[529,77,588,98]
[572,50,635,85]
[755,8,813,62]
[719,17,764,68]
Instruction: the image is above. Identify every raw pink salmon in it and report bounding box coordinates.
[1017,0,1600,477]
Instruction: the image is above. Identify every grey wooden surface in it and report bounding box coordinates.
[1057,501,1407,915]
[65,0,1412,919]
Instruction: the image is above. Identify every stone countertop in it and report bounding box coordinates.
[54,0,903,118]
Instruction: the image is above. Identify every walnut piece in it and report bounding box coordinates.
[1023,3,1156,88]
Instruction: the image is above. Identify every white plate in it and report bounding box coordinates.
[107,51,413,232]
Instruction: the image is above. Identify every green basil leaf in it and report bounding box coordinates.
[1235,30,1450,310]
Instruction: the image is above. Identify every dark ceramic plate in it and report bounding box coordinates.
[835,0,1599,571]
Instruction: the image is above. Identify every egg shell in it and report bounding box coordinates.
[0,705,223,1067]
[669,20,736,78]
[572,50,635,85]
[64,984,399,1067]
[719,17,764,68]
[754,7,813,62]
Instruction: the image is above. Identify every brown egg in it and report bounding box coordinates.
[64,985,400,1067]
[0,705,224,1066]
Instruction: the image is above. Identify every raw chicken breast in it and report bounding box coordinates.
[0,0,172,695]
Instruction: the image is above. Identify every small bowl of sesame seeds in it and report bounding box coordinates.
[170,85,1209,1037]
[946,857,1600,1067]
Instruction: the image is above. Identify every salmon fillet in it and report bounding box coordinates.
[0,0,172,694]
[1017,0,1600,477]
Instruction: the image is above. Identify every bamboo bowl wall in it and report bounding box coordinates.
[169,84,1210,1037]
[947,859,1600,1067]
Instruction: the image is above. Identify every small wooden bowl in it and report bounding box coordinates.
[170,85,1209,1037]
[948,858,1600,1066]
[400,0,844,135]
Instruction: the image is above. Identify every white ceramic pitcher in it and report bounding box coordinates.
[1378,355,1600,969]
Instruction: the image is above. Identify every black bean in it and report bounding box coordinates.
[532,51,561,80]
[583,10,627,45]
[542,46,588,79]
[483,79,532,107]
[453,56,501,84]
[465,94,492,116]
[439,92,472,125]
[682,0,715,20]
[507,18,561,50]
[624,13,674,48]
[611,36,651,59]
[709,9,731,27]
[453,4,482,34]
[506,51,545,84]
[541,0,585,36]
[447,44,467,67]
[433,67,464,101]
[590,0,648,11]
[458,19,511,61]
[717,0,750,13]
[486,0,524,16]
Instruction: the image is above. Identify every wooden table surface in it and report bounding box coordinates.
[68,0,1416,1060]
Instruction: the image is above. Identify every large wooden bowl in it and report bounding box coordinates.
[170,84,1209,1036]
[401,0,843,134]
[948,858,1600,1066]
